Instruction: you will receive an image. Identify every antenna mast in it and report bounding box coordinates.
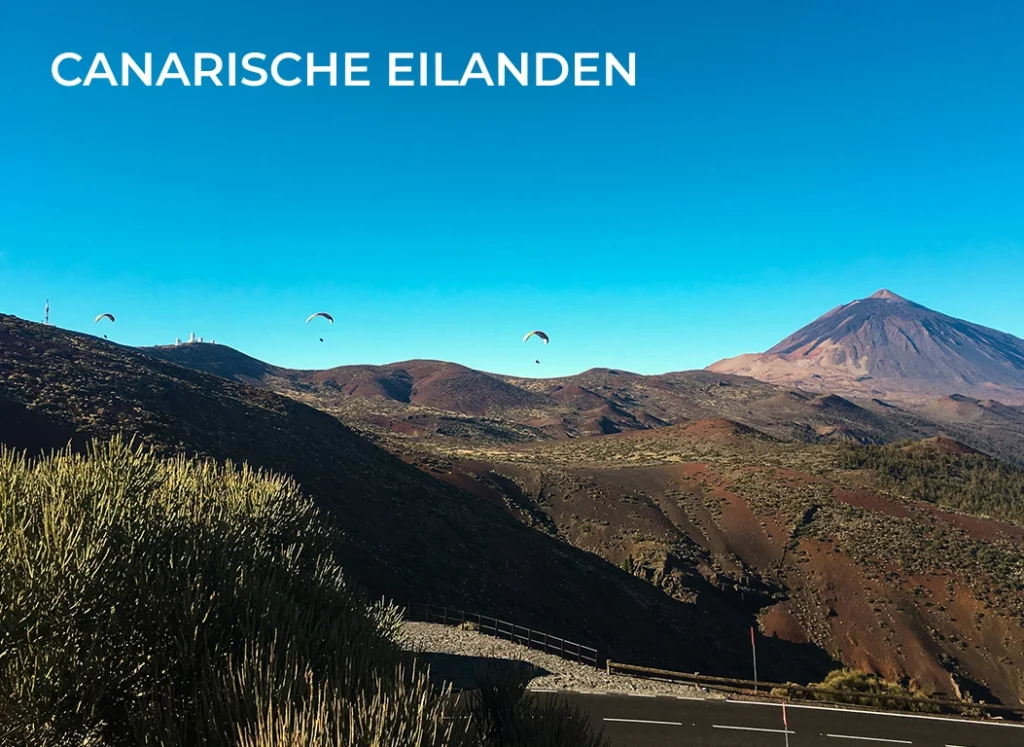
[44,299,49,325]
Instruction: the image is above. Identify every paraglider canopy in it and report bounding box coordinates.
[306,312,335,324]
[94,313,115,323]
[523,330,549,344]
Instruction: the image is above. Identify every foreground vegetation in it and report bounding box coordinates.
[0,438,605,747]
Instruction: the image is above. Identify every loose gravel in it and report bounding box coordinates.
[402,621,721,699]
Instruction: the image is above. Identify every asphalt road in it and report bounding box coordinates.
[535,691,1024,747]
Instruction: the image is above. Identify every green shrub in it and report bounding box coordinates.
[0,437,457,746]
[771,668,941,713]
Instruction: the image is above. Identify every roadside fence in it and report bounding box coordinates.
[404,602,600,668]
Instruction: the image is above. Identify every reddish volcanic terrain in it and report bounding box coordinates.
[129,295,1024,707]
[417,421,1024,705]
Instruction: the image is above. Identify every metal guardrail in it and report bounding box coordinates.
[606,661,1024,717]
[406,602,600,668]
[404,603,1020,718]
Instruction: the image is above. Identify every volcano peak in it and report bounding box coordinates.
[867,289,908,302]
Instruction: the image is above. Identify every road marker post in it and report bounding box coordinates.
[751,626,759,693]
[783,701,790,747]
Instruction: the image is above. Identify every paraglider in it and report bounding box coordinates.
[525,331,548,366]
[306,312,335,324]
[307,312,333,343]
[94,313,115,324]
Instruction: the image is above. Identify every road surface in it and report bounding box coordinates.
[534,690,1024,746]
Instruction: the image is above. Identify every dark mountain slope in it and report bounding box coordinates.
[0,392,87,454]
[146,341,279,386]
[0,314,829,681]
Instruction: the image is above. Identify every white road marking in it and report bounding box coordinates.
[713,724,795,734]
[826,734,912,744]
[726,699,1024,728]
[603,718,682,726]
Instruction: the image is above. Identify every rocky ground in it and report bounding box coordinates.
[401,621,719,699]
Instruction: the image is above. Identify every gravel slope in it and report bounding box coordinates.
[402,622,719,699]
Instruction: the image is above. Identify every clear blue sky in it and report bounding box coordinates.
[2,1,1023,376]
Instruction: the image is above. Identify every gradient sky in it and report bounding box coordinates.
[2,1,1023,376]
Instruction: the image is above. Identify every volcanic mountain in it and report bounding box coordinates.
[708,290,1024,404]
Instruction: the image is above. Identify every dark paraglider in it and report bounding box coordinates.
[525,331,549,366]
[307,312,333,344]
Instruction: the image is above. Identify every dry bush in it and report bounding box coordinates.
[772,668,942,714]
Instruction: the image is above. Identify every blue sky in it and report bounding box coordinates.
[2,1,1023,376]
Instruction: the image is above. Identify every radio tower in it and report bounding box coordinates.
[44,299,49,325]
